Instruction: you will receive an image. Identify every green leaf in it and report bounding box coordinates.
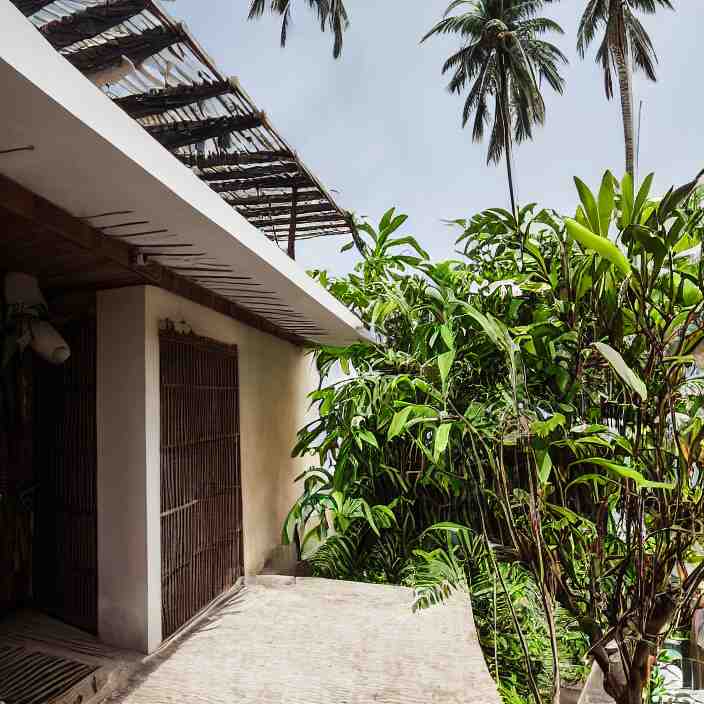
[565,218,631,276]
[574,177,601,234]
[531,413,566,439]
[438,350,455,389]
[594,342,647,400]
[388,406,414,440]
[570,457,674,490]
[340,241,355,253]
[361,500,380,536]
[633,173,654,222]
[598,171,615,237]
[440,323,455,350]
[458,303,502,346]
[357,429,379,449]
[536,450,553,484]
[424,521,474,537]
[433,423,452,461]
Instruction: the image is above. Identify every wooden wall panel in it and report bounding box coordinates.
[159,329,243,638]
[33,319,98,634]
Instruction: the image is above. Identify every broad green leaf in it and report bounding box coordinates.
[440,323,455,350]
[566,473,610,491]
[574,177,601,234]
[531,413,566,438]
[378,207,395,233]
[594,342,647,400]
[459,303,502,346]
[536,450,553,484]
[361,500,380,536]
[633,173,654,222]
[434,423,452,461]
[598,171,615,237]
[570,457,674,490]
[438,350,455,389]
[388,406,414,440]
[565,219,631,276]
[424,521,474,537]
[357,429,379,449]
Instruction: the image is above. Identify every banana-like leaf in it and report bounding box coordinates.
[598,172,615,237]
[570,457,674,490]
[574,177,601,234]
[565,218,631,276]
[594,342,647,400]
[433,423,452,461]
[438,350,455,389]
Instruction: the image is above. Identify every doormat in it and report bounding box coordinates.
[0,644,98,704]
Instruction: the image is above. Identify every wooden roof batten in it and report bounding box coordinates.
[65,25,186,75]
[12,0,355,258]
[178,151,296,168]
[40,0,151,49]
[145,113,265,150]
[114,80,234,119]
[228,190,324,207]
[14,0,53,15]
[200,163,296,184]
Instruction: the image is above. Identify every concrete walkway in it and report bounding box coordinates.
[108,577,501,704]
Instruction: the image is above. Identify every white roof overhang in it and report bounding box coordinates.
[0,0,368,346]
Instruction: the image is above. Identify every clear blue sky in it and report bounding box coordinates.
[172,1,702,274]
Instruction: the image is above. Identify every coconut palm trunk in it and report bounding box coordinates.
[498,67,518,220]
[614,45,635,177]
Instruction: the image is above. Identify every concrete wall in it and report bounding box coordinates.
[97,287,160,653]
[145,286,317,576]
[96,285,317,652]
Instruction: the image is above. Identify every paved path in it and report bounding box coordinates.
[109,577,501,704]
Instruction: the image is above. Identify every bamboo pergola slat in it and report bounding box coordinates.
[211,175,310,193]
[200,163,296,183]
[178,151,296,168]
[64,25,185,75]
[13,0,53,15]
[11,0,355,254]
[237,203,334,219]
[251,213,348,228]
[227,190,323,207]
[145,114,265,150]
[40,0,151,49]
[114,80,233,119]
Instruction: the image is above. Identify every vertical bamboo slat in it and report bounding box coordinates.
[159,327,243,638]
[33,319,97,634]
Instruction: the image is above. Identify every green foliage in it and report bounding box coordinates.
[412,526,589,701]
[290,170,704,704]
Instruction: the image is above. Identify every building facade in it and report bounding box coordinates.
[0,0,364,655]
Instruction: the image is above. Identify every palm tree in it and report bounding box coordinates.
[577,0,673,177]
[422,1,566,219]
[248,0,350,59]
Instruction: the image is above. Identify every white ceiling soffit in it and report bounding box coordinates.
[0,1,368,346]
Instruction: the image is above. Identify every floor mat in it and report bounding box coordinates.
[0,644,98,704]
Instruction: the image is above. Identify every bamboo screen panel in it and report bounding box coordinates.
[159,328,243,638]
[34,319,97,634]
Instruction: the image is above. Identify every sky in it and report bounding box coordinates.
[171,1,703,275]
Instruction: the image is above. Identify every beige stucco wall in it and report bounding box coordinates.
[144,286,317,576]
[97,286,318,652]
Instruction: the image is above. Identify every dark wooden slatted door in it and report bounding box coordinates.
[159,329,243,638]
[33,319,98,633]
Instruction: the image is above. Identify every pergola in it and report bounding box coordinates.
[12,0,354,260]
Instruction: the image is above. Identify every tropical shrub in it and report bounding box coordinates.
[288,171,704,704]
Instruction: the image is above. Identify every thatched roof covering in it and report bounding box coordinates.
[13,0,353,250]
